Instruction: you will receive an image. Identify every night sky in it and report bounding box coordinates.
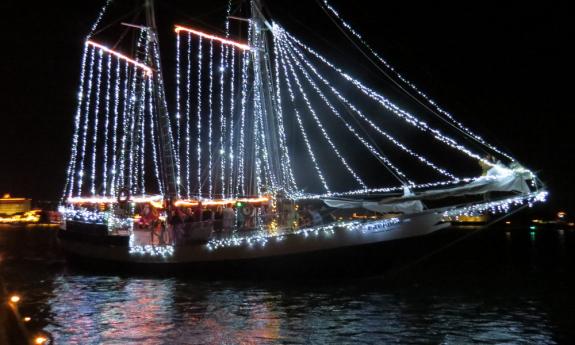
[0,1,571,214]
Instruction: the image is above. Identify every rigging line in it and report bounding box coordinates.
[276,38,330,193]
[316,0,512,161]
[278,39,368,189]
[282,28,496,169]
[284,37,456,181]
[111,9,143,51]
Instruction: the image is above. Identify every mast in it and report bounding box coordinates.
[145,0,179,199]
[250,0,283,194]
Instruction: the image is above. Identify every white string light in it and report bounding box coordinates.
[196,36,203,197]
[102,54,112,195]
[279,26,496,170]
[276,37,368,189]
[110,56,121,196]
[279,37,412,187]
[271,34,298,192]
[219,45,227,198]
[148,77,164,193]
[175,32,181,180]
[320,0,514,162]
[227,49,236,197]
[208,40,214,198]
[77,47,97,196]
[64,43,90,198]
[238,50,249,196]
[281,34,457,181]
[185,33,192,197]
[276,40,330,193]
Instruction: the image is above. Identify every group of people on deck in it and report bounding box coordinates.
[135,199,331,245]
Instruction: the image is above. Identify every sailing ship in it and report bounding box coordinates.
[57,0,547,276]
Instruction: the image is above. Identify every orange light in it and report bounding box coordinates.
[34,336,47,344]
[86,40,153,75]
[175,25,252,51]
[10,295,20,303]
[23,316,31,322]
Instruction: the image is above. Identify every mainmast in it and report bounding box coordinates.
[145,0,179,199]
[249,0,283,195]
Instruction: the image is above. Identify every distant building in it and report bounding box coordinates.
[0,194,31,215]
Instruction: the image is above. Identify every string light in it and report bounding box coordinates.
[110,57,121,196]
[185,33,192,197]
[238,50,249,196]
[276,37,368,189]
[175,32,181,176]
[279,37,412,188]
[219,45,227,198]
[196,36,203,197]
[77,46,96,196]
[320,0,514,162]
[90,50,104,195]
[175,25,252,51]
[276,42,330,193]
[148,77,163,193]
[279,26,496,169]
[281,35,457,181]
[271,32,297,192]
[208,40,214,198]
[102,54,112,195]
[63,43,90,199]
[86,41,153,75]
[227,49,236,197]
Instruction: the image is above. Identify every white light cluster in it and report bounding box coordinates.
[205,217,400,251]
[443,191,548,218]
[320,0,514,162]
[59,206,109,225]
[128,233,174,258]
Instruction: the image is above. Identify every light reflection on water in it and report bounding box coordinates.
[1,226,574,344]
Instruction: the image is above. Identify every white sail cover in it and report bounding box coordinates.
[323,165,532,214]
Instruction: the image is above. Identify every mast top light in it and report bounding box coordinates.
[175,25,252,51]
[86,40,154,76]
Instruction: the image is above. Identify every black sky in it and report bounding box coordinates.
[0,1,571,214]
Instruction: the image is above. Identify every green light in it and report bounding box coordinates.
[530,231,536,236]
[529,225,536,230]
[236,202,243,207]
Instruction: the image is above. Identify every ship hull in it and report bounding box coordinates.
[58,212,456,278]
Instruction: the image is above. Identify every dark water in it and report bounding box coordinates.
[1,225,574,344]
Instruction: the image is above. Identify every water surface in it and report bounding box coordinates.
[1,225,574,344]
